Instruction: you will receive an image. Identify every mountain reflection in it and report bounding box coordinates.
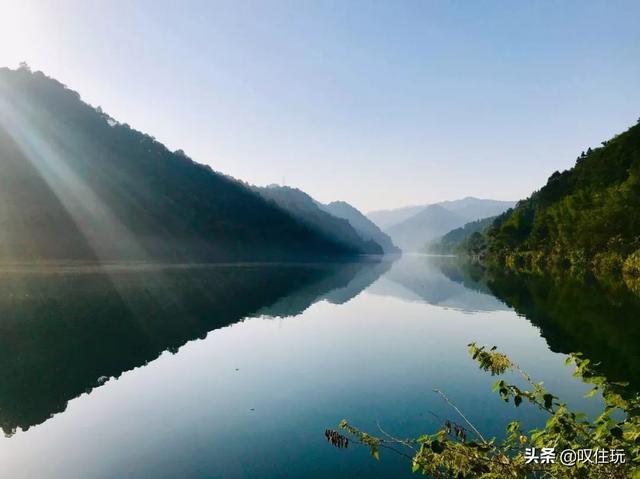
[4,254,638,439]
[438,260,640,391]
[369,255,640,391]
[368,255,510,313]
[0,259,389,435]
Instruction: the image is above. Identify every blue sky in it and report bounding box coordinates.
[1,0,638,211]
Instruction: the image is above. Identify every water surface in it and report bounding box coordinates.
[0,255,636,478]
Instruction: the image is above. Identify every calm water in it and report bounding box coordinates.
[0,255,638,478]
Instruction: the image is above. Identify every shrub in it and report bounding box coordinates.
[331,344,640,478]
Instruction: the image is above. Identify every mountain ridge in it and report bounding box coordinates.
[255,185,384,255]
[367,197,515,231]
[321,200,400,254]
[370,198,515,252]
[386,204,469,252]
[0,66,363,262]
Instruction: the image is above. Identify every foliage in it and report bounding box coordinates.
[333,344,640,478]
[623,250,640,277]
[467,122,640,280]
[427,217,495,255]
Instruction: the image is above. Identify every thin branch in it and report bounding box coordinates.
[433,388,487,444]
[375,421,417,452]
[349,437,419,464]
[428,410,474,436]
[343,429,550,476]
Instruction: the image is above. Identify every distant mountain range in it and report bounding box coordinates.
[255,185,400,254]
[0,67,378,262]
[368,198,515,252]
[386,204,469,252]
[366,205,426,230]
[255,185,386,255]
[0,66,516,261]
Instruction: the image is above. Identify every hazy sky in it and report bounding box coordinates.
[1,1,638,211]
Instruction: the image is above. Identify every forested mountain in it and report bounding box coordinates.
[427,216,496,254]
[255,186,383,255]
[0,66,361,262]
[368,198,514,252]
[321,201,399,253]
[481,121,640,274]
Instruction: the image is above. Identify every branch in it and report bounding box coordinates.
[433,388,487,444]
[376,421,417,452]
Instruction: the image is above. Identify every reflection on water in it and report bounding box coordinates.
[0,255,637,478]
[479,265,640,389]
[368,255,509,312]
[0,259,390,435]
[390,255,640,389]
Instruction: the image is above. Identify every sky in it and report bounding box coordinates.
[0,1,638,212]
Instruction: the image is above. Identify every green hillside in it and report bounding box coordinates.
[0,66,360,262]
[483,121,640,274]
[426,216,495,255]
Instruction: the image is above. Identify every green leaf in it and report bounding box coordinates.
[371,448,380,461]
[584,387,599,398]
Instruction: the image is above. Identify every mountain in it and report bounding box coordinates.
[385,204,469,252]
[366,205,426,230]
[435,197,515,222]
[427,216,496,254]
[367,198,514,231]
[321,201,400,253]
[255,185,383,255]
[481,121,640,273]
[367,198,515,252]
[0,66,360,262]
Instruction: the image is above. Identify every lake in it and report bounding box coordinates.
[0,255,637,478]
